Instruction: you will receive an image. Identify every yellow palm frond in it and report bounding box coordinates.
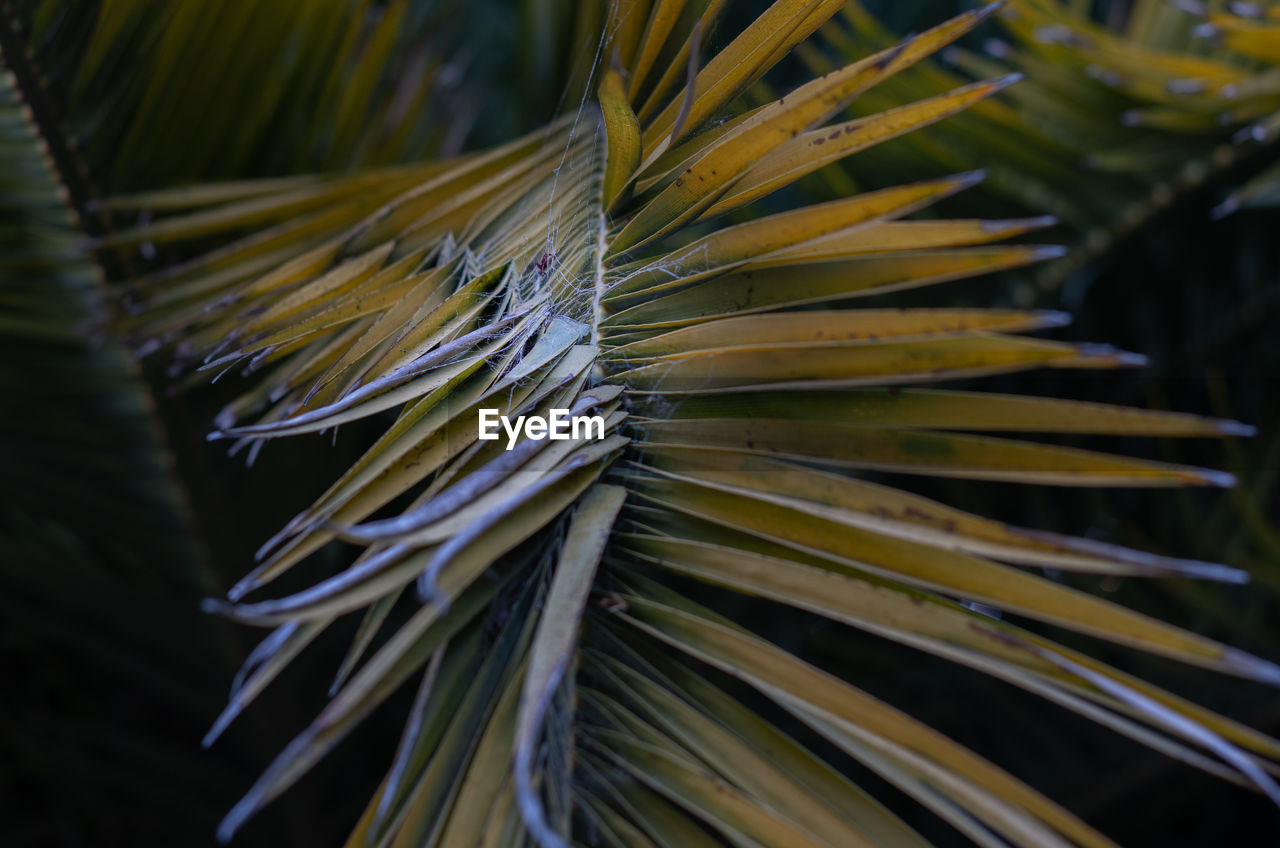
[91,3,1280,845]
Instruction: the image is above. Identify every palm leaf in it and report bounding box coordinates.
[811,0,1280,290]
[0,39,254,845]
[81,2,1280,845]
[11,0,509,190]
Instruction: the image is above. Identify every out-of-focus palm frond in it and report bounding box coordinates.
[0,49,251,845]
[11,0,514,190]
[809,0,1280,290]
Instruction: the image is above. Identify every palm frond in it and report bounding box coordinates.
[0,49,255,846]
[93,2,1280,845]
[810,0,1280,290]
[12,0,511,190]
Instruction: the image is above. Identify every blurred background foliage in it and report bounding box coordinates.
[0,62,242,845]
[1,0,1277,845]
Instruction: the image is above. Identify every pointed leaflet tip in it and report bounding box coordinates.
[1033,245,1069,261]
[1074,344,1147,367]
[976,1,1007,21]
[1155,559,1250,584]
[1212,194,1241,220]
[1193,563,1250,585]
[1216,419,1258,437]
[202,706,238,749]
[227,574,261,602]
[1033,310,1073,328]
[993,71,1025,90]
[1223,648,1280,687]
[980,215,1058,234]
[200,597,229,615]
[1112,350,1149,367]
[217,801,252,845]
[1196,468,1238,488]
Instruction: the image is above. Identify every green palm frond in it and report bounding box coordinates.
[12,0,506,190]
[0,35,203,666]
[73,2,1280,845]
[0,49,255,845]
[811,0,1280,290]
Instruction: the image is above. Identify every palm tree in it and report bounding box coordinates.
[3,1,1278,846]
